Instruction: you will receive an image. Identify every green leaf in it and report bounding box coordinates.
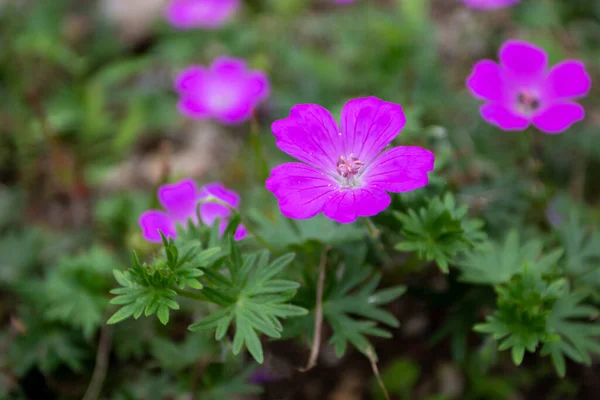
[458,230,563,285]
[394,193,486,273]
[541,288,600,377]
[189,243,306,363]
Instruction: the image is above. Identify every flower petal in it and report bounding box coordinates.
[199,203,231,226]
[199,182,240,208]
[322,188,391,224]
[175,66,207,93]
[363,146,434,192]
[340,96,406,163]
[266,162,337,219]
[158,178,200,221]
[246,71,270,102]
[499,40,547,81]
[177,96,210,119]
[234,224,247,240]
[532,102,584,134]
[480,103,530,130]
[271,105,343,171]
[467,60,505,102]
[545,61,591,100]
[138,211,177,243]
[211,56,247,76]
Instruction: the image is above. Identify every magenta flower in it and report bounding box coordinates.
[266,97,435,224]
[175,57,270,125]
[460,0,519,9]
[138,179,246,243]
[165,0,239,30]
[467,40,591,134]
[334,0,358,4]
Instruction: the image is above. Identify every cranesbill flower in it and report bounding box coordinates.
[461,0,519,10]
[467,40,591,134]
[165,0,239,30]
[175,57,270,125]
[266,97,435,224]
[335,0,358,4]
[138,179,246,242]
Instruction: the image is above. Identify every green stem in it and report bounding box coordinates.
[364,217,380,239]
[176,289,209,302]
[250,112,269,184]
[196,197,278,254]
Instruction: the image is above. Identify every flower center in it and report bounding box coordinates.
[516,91,541,115]
[336,153,364,178]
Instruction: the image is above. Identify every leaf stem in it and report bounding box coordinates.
[366,346,390,400]
[82,323,113,400]
[364,217,380,239]
[250,111,269,184]
[197,197,278,254]
[300,245,331,372]
[176,288,209,302]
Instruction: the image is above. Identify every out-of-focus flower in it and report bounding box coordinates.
[165,0,239,30]
[460,0,519,10]
[334,0,358,4]
[175,57,269,125]
[138,179,246,242]
[248,367,281,384]
[467,40,591,134]
[266,96,435,224]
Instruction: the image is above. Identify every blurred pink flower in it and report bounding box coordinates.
[165,0,239,29]
[139,179,246,242]
[266,97,435,224]
[461,0,519,9]
[467,40,591,133]
[175,57,269,125]
[334,0,358,4]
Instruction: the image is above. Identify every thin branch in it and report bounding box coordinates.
[300,245,331,372]
[82,324,113,400]
[366,346,390,400]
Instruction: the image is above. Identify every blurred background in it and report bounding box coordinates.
[1,0,600,399]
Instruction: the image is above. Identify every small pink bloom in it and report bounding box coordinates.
[467,40,591,134]
[138,179,246,242]
[334,0,358,4]
[175,57,269,125]
[165,0,239,30]
[266,97,435,224]
[461,0,519,10]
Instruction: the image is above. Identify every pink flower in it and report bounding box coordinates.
[138,179,246,243]
[175,57,270,125]
[165,0,239,30]
[265,97,435,224]
[467,40,591,134]
[460,0,519,9]
[335,0,358,3]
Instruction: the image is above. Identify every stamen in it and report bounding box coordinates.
[517,91,541,114]
[336,153,364,178]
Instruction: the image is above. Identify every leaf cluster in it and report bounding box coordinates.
[395,193,486,272]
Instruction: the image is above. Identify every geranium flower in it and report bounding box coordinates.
[266,97,435,224]
[334,0,358,4]
[460,0,519,10]
[175,57,269,125]
[139,179,246,242]
[165,0,239,30]
[467,40,591,133]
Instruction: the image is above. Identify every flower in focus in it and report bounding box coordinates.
[460,0,519,10]
[138,179,246,242]
[266,96,435,224]
[467,40,591,134]
[175,57,270,125]
[165,0,239,30]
